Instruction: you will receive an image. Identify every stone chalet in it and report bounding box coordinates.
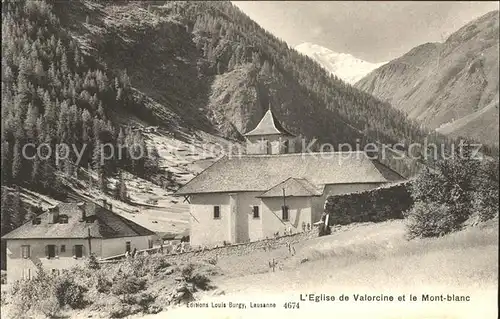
[175,108,404,247]
[1,200,155,282]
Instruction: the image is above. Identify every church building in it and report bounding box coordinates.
[175,108,403,247]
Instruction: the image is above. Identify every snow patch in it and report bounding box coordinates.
[295,42,387,84]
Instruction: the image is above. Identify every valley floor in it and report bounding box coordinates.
[145,219,498,319]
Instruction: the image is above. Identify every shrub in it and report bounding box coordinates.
[205,256,218,265]
[55,277,87,309]
[86,253,101,270]
[180,263,195,279]
[189,273,212,290]
[473,160,499,222]
[108,301,142,318]
[8,264,60,318]
[122,292,155,307]
[405,146,492,238]
[111,276,146,296]
[180,263,215,291]
[96,273,112,293]
[38,295,61,318]
[405,201,463,239]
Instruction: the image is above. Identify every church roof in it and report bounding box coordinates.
[244,109,295,137]
[175,151,404,195]
[258,177,323,198]
[1,202,156,240]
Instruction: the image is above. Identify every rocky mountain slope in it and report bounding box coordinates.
[53,0,449,148]
[295,42,386,84]
[356,10,499,146]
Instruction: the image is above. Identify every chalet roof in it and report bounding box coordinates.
[1,202,156,240]
[175,151,404,195]
[244,109,295,137]
[258,178,323,198]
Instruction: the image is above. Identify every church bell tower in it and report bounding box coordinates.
[244,105,295,155]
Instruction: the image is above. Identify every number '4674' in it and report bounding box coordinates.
[283,302,300,309]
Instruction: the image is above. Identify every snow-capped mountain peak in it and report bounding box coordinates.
[295,42,386,84]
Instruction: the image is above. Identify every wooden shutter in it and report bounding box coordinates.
[45,245,49,258]
[81,245,85,257]
[54,245,58,257]
[72,245,76,257]
[282,206,289,221]
[253,206,259,218]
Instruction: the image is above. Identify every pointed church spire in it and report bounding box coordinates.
[244,106,295,137]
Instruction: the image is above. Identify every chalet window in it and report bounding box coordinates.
[73,245,84,258]
[281,205,289,221]
[21,245,30,259]
[60,245,66,253]
[59,215,68,224]
[252,206,260,219]
[283,140,289,153]
[126,241,131,253]
[213,206,220,219]
[148,239,153,249]
[45,245,57,259]
[32,218,41,225]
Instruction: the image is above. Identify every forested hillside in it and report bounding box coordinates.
[1,1,163,236]
[51,0,458,146]
[1,1,494,237]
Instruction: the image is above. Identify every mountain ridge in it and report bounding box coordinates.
[355,10,499,146]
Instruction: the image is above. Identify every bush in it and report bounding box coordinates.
[38,295,61,318]
[189,273,212,290]
[205,256,217,265]
[405,147,494,238]
[122,292,155,307]
[86,253,101,270]
[111,276,146,296]
[108,301,142,318]
[55,277,87,309]
[96,273,113,293]
[8,264,60,318]
[405,201,464,239]
[180,263,215,291]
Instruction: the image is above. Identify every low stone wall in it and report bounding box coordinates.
[100,230,318,264]
[163,230,317,264]
[325,181,413,225]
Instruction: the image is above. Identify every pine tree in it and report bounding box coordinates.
[1,188,13,235]
[11,185,25,227]
[146,145,161,175]
[114,171,128,202]
[24,103,39,141]
[1,141,11,185]
[11,141,23,183]
[31,154,41,185]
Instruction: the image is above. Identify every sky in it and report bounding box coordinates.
[232,1,499,62]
